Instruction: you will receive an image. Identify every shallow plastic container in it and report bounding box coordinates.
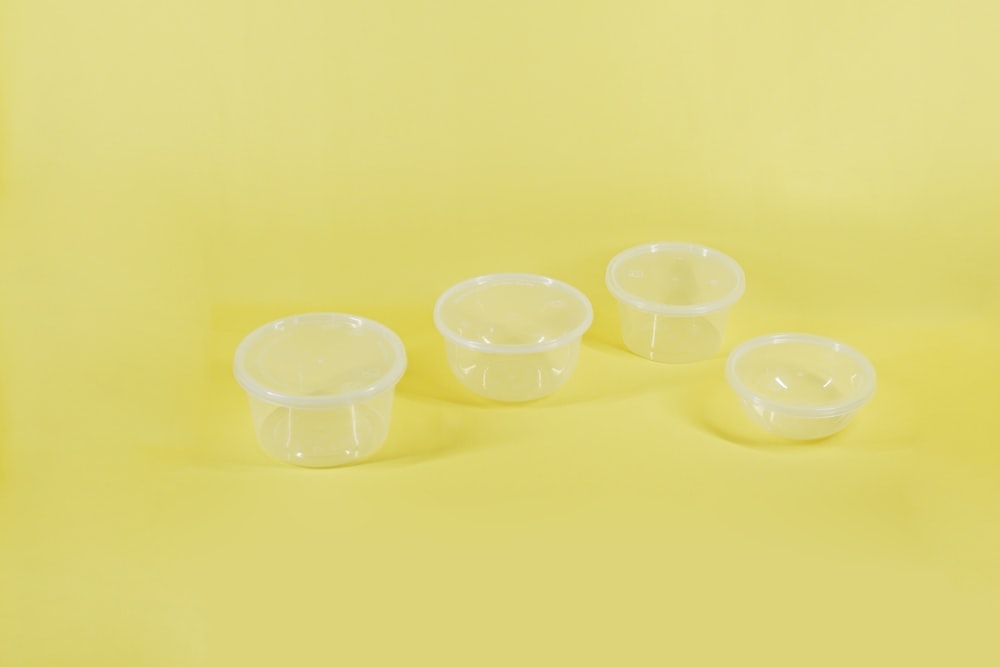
[434,273,593,402]
[234,313,407,467]
[606,242,745,363]
[725,333,876,440]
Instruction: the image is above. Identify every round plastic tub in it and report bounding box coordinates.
[234,313,407,467]
[606,242,745,363]
[434,273,593,402]
[725,333,876,440]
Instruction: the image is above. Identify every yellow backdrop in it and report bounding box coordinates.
[2,0,999,664]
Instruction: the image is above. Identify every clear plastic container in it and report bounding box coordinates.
[233,313,407,467]
[725,333,876,440]
[433,273,593,402]
[606,242,746,363]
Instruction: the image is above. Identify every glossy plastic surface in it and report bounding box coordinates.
[606,242,745,363]
[725,333,876,440]
[234,313,407,467]
[434,273,593,401]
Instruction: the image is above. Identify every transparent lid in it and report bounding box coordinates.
[607,242,745,315]
[726,333,876,416]
[434,273,593,354]
[234,313,407,407]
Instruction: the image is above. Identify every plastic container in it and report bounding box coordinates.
[606,242,745,363]
[434,273,593,402]
[725,333,876,440]
[234,313,407,467]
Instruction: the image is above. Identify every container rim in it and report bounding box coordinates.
[233,312,407,408]
[433,273,594,355]
[725,332,877,417]
[605,241,746,316]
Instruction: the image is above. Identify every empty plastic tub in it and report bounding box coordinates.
[234,313,407,467]
[725,333,876,440]
[606,242,745,363]
[434,273,593,402]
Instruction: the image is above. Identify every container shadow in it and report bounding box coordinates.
[394,328,491,409]
[365,408,489,466]
[395,302,673,410]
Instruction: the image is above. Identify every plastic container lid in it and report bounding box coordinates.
[234,313,407,408]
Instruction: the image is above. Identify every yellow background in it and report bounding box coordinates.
[2,0,999,664]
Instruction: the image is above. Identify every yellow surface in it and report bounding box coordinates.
[2,0,999,664]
